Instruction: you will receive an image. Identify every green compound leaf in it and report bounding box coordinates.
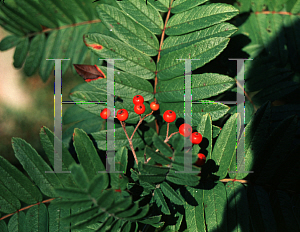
[23,33,45,76]
[194,113,212,160]
[117,0,164,34]
[70,212,108,230]
[87,66,154,102]
[25,204,48,232]
[159,102,230,124]
[171,0,209,13]
[110,146,128,190]
[161,22,237,56]
[55,188,90,200]
[13,37,29,69]
[68,164,90,191]
[39,126,77,188]
[0,155,42,205]
[106,196,133,214]
[154,188,171,215]
[212,113,239,179]
[8,211,26,232]
[153,133,173,157]
[147,0,170,12]
[125,204,149,220]
[166,3,239,36]
[48,199,70,232]
[73,128,106,180]
[139,162,170,175]
[0,35,23,51]
[83,33,155,80]
[145,146,173,166]
[229,102,272,179]
[115,202,139,218]
[69,83,155,124]
[88,173,109,198]
[12,137,63,197]
[156,73,235,102]
[212,125,221,138]
[160,182,184,205]
[139,174,167,184]
[97,4,159,56]
[225,181,250,232]
[203,181,228,231]
[139,215,163,227]
[91,126,155,151]
[184,186,205,232]
[0,184,20,214]
[157,37,230,81]
[62,207,99,224]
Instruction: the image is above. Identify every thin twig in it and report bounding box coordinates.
[254,11,300,16]
[164,131,179,143]
[219,178,249,184]
[234,77,258,112]
[0,198,56,221]
[120,121,139,165]
[130,111,154,140]
[165,123,170,140]
[26,19,102,38]
[153,0,174,135]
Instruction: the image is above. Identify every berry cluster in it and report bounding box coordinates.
[178,123,206,166]
[99,95,206,167]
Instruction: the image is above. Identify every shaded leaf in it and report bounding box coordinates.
[160,182,184,205]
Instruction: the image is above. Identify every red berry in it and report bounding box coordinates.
[134,104,146,115]
[100,108,111,119]
[195,153,206,166]
[163,110,176,123]
[117,109,128,121]
[189,132,203,144]
[179,123,192,137]
[150,102,159,111]
[115,189,122,192]
[133,95,144,105]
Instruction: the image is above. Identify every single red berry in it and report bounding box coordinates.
[100,108,111,119]
[133,95,144,105]
[179,123,192,137]
[134,104,146,115]
[150,102,159,111]
[189,132,203,144]
[115,189,122,192]
[163,110,176,123]
[195,153,206,166]
[117,109,128,121]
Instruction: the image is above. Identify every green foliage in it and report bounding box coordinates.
[0,0,118,81]
[228,0,300,118]
[0,0,300,231]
